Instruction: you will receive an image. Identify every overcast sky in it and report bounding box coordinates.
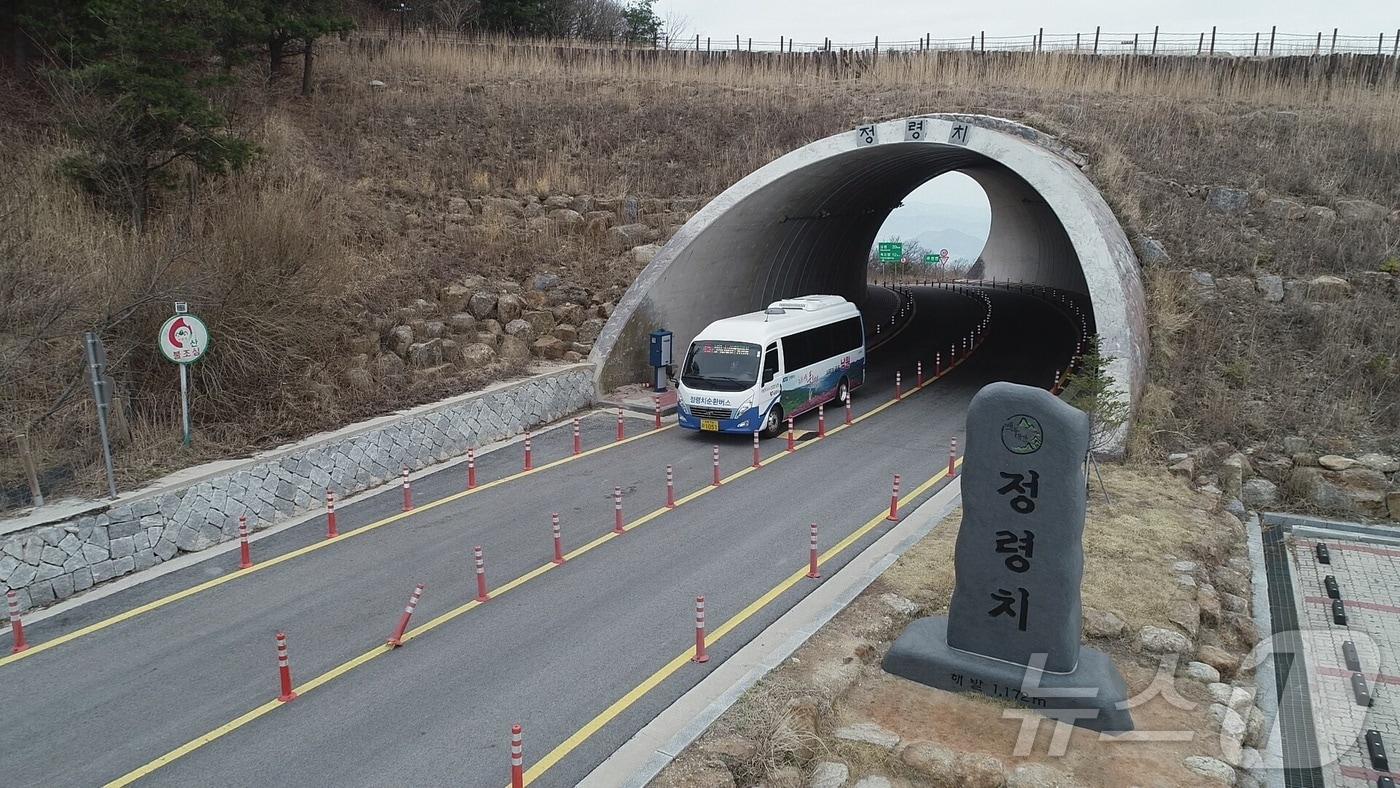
[658,1,1398,44]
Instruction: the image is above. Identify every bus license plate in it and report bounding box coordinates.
[700,419,719,431]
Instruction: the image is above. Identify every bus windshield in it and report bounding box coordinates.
[681,341,761,392]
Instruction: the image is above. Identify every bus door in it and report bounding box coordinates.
[761,342,780,410]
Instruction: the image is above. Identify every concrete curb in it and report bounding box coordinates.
[578,478,963,788]
[1244,513,1286,786]
[12,406,634,629]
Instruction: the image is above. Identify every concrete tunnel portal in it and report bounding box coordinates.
[591,114,1148,438]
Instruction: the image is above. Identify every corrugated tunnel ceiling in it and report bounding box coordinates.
[593,114,1146,428]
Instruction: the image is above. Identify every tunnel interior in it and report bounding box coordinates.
[594,115,1146,444]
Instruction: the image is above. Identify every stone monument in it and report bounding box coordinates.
[882,381,1133,732]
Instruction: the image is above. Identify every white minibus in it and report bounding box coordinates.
[675,295,866,437]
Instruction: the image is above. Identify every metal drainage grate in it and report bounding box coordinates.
[1262,520,1326,788]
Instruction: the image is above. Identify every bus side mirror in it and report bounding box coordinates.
[666,365,677,385]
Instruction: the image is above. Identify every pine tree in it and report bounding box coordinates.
[1060,334,1128,455]
[22,0,259,227]
[620,0,661,44]
[251,0,353,91]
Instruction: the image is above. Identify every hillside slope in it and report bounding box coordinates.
[2,39,1397,516]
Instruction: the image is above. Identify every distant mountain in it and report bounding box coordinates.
[875,202,989,264]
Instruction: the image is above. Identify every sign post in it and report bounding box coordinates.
[84,332,119,500]
[883,382,1133,733]
[158,304,210,448]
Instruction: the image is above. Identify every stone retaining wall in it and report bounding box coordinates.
[0,365,595,611]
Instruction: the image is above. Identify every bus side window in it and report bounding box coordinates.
[762,343,779,384]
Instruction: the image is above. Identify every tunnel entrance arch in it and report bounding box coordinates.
[592,114,1147,445]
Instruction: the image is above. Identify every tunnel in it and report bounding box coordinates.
[591,114,1147,450]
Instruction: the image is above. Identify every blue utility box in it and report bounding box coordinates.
[649,329,673,392]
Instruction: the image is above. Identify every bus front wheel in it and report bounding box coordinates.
[836,377,850,406]
[761,405,784,439]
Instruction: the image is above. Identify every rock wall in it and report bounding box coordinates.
[0,365,595,611]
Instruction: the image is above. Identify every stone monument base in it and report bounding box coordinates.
[883,617,1135,733]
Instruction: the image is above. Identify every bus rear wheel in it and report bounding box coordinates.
[761,405,784,439]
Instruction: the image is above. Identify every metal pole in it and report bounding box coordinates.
[1093,26,1100,54]
[1331,28,1337,54]
[1315,32,1322,55]
[15,433,43,507]
[1270,26,1276,56]
[1197,33,1203,55]
[980,31,984,51]
[1394,29,1399,57]
[1152,25,1158,54]
[1379,33,1384,55]
[1253,32,1259,56]
[874,35,879,61]
[1209,26,1216,56]
[735,34,739,51]
[1076,32,1080,51]
[179,364,191,447]
[1037,27,1043,52]
[84,332,118,500]
[1133,33,1138,54]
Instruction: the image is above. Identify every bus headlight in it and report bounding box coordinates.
[737,398,753,414]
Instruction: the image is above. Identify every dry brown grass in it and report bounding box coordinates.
[322,38,1400,460]
[4,35,1398,506]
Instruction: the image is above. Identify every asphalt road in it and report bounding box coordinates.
[0,284,1082,787]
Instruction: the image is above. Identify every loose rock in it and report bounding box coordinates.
[1083,607,1126,638]
[1306,276,1352,302]
[1186,661,1222,683]
[953,752,1006,788]
[1183,755,1236,784]
[632,243,663,264]
[468,292,498,319]
[1206,187,1249,213]
[532,336,566,360]
[1139,625,1192,654]
[808,761,849,788]
[899,741,956,780]
[1197,644,1242,678]
[1241,478,1278,508]
[1357,452,1399,473]
[1140,237,1169,265]
[1336,198,1388,223]
[833,722,900,750]
[1318,454,1358,471]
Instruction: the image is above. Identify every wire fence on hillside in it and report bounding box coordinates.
[362,24,1400,59]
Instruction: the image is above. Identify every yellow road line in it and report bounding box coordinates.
[103,328,984,785]
[2,422,674,670]
[518,460,961,785]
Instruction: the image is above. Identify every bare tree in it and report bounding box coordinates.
[662,9,688,49]
[574,0,624,40]
[429,0,481,32]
